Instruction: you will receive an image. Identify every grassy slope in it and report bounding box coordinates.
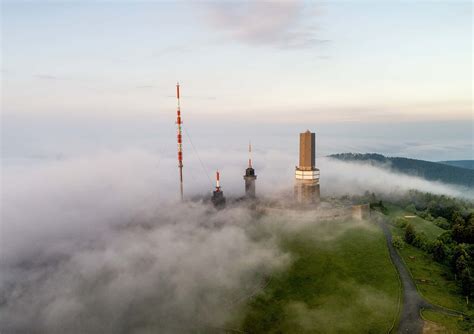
[386,203,445,241]
[235,220,399,333]
[387,205,473,332]
[421,309,465,334]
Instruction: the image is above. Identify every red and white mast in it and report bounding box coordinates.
[176,82,184,201]
[215,170,221,192]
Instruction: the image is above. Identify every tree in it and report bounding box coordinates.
[452,211,465,226]
[451,244,469,271]
[464,217,474,243]
[405,204,416,213]
[431,240,447,263]
[456,255,468,275]
[394,217,408,228]
[453,224,466,243]
[460,268,473,299]
[413,232,428,250]
[404,224,416,245]
[434,217,450,230]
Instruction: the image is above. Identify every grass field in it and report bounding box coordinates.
[386,203,445,241]
[421,309,466,334]
[234,218,399,333]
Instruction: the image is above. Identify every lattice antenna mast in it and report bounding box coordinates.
[176,83,184,201]
[248,141,252,168]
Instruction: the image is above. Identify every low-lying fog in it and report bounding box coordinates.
[1,146,471,333]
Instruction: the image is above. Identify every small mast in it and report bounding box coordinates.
[212,169,226,208]
[244,140,257,198]
[176,82,184,201]
[215,170,221,192]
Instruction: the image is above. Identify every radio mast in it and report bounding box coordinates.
[176,83,184,201]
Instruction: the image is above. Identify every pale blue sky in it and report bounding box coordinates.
[1,1,473,161]
[2,1,472,119]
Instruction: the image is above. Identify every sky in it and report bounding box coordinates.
[1,0,473,162]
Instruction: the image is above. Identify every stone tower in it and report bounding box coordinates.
[295,130,320,205]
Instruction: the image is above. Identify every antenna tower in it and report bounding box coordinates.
[176,83,184,201]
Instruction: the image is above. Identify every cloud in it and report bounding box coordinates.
[320,157,473,199]
[203,1,327,49]
[33,74,62,80]
[0,150,290,332]
[1,149,471,332]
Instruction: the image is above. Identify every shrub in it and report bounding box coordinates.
[431,240,447,262]
[404,224,416,245]
[394,217,408,228]
[392,236,405,249]
[413,232,428,250]
[434,217,450,230]
[405,204,416,213]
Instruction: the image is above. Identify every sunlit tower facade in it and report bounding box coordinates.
[295,130,320,205]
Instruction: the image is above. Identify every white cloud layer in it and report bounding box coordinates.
[1,149,470,332]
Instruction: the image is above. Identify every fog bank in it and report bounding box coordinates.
[1,149,470,333]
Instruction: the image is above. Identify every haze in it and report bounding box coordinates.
[2,1,472,164]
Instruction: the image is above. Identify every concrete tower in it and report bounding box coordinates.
[295,130,320,205]
[211,170,226,209]
[243,142,257,198]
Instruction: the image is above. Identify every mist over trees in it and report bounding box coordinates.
[330,153,474,188]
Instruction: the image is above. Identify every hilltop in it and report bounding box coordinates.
[329,153,474,188]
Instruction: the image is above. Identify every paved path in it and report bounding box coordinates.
[375,215,462,334]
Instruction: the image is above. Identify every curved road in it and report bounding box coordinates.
[376,214,462,333]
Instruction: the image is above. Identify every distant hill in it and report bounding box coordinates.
[329,153,474,188]
[438,160,474,170]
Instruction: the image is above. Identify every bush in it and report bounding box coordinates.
[413,232,428,250]
[404,224,416,245]
[392,236,405,249]
[431,240,447,262]
[434,217,450,230]
[394,217,408,228]
[405,204,416,213]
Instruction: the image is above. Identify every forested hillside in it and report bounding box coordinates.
[330,153,474,188]
[439,160,474,170]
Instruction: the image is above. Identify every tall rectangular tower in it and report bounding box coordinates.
[295,130,320,205]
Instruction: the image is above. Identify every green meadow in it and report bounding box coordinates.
[386,203,445,241]
[422,309,465,334]
[234,219,399,333]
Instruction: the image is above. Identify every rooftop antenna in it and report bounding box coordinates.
[176,82,184,201]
